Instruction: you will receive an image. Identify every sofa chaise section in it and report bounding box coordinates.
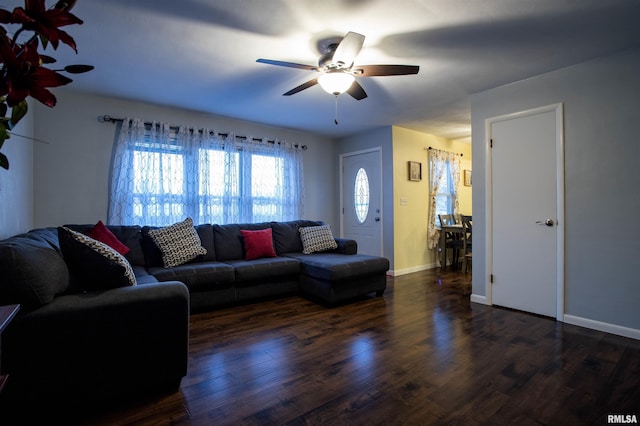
[270,220,388,305]
[285,252,389,305]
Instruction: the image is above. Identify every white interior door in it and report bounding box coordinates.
[341,149,383,257]
[489,104,564,319]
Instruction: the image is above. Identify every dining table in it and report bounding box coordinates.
[437,224,464,269]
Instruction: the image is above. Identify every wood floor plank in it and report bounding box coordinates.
[64,269,640,425]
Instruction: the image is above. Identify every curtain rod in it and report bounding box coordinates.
[426,146,463,157]
[98,115,307,150]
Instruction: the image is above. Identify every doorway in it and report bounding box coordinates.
[487,103,564,320]
[341,148,383,257]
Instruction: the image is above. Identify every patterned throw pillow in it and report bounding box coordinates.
[148,218,207,268]
[299,225,338,254]
[58,226,136,291]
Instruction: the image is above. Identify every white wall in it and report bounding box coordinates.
[0,106,34,239]
[470,48,640,332]
[32,90,339,230]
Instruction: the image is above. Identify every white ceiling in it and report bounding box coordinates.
[31,0,640,139]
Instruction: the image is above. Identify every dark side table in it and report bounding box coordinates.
[0,304,20,393]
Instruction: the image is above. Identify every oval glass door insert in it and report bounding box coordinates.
[354,168,370,223]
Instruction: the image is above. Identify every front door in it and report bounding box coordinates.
[341,149,383,257]
[489,104,564,319]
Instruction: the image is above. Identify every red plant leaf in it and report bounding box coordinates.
[10,0,82,51]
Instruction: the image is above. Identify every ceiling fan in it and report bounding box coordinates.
[256,31,419,101]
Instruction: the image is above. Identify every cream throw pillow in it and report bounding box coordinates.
[148,218,207,267]
[299,225,338,254]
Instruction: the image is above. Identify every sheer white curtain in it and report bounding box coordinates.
[108,118,305,226]
[238,137,305,223]
[427,149,461,249]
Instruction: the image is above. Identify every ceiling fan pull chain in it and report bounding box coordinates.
[334,94,339,125]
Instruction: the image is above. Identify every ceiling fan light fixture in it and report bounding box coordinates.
[318,72,355,95]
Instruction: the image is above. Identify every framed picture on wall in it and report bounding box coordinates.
[464,169,472,186]
[408,161,422,181]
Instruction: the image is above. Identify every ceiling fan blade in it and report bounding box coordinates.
[332,32,365,69]
[283,78,319,96]
[257,58,318,72]
[352,64,420,76]
[347,80,367,101]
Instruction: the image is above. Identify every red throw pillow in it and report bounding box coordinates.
[87,220,130,255]
[240,228,277,260]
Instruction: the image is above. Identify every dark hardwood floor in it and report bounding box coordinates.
[81,269,638,425]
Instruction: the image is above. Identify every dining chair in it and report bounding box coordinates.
[461,215,472,272]
[438,214,454,227]
[438,214,463,268]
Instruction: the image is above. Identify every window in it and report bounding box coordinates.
[434,160,455,218]
[109,119,304,226]
[354,168,370,223]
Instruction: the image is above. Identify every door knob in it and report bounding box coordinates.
[536,219,554,227]
[375,217,381,222]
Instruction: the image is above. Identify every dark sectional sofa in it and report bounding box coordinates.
[0,219,389,416]
[65,219,388,311]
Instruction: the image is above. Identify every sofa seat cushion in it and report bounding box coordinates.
[286,253,389,282]
[224,257,301,285]
[132,266,159,285]
[147,261,235,291]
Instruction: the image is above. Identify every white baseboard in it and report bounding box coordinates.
[563,314,640,340]
[470,294,488,305]
[388,263,437,277]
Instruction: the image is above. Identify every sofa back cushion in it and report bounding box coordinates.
[108,225,147,266]
[213,222,271,261]
[65,224,146,266]
[142,223,215,267]
[0,228,70,309]
[271,220,324,254]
